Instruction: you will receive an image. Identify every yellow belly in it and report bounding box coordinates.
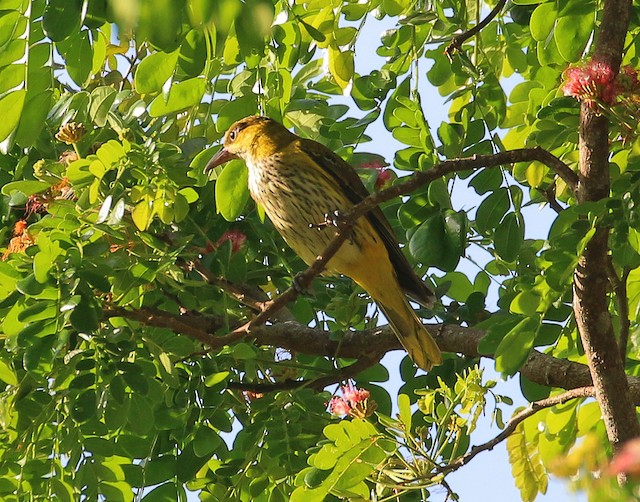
[246,155,384,277]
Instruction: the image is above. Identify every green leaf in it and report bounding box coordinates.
[14,90,53,147]
[135,50,180,94]
[132,199,153,230]
[16,274,45,296]
[554,9,594,63]
[215,159,249,221]
[204,371,230,387]
[193,427,221,457]
[328,48,354,90]
[494,212,524,262]
[409,210,466,271]
[70,299,100,332]
[434,271,474,302]
[148,77,206,116]
[300,20,326,43]
[42,0,83,42]
[178,30,206,77]
[475,188,510,233]
[510,290,542,316]
[1,180,49,197]
[529,2,556,42]
[626,267,640,320]
[89,86,117,127]
[0,11,25,49]
[0,90,26,144]
[0,359,17,386]
[57,31,93,86]
[398,393,411,431]
[33,251,53,283]
[507,421,548,502]
[495,316,539,376]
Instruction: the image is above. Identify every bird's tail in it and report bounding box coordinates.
[378,301,442,371]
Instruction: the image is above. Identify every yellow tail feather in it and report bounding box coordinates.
[378,303,442,371]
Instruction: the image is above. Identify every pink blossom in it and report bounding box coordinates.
[327,381,377,418]
[587,61,615,86]
[561,60,640,107]
[562,60,618,105]
[328,396,352,416]
[215,229,247,253]
[361,161,394,190]
[608,437,640,476]
[341,382,370,404]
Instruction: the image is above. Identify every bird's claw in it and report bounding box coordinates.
[309,210,338,230]
[309,210,350,231]
[292,273,310,294]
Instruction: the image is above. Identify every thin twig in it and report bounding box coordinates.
[606,257,631,361]
[188,259,295,321]
[542,182,564,214]
[227,355,382,393]
[102,305,220,345]
[437,386,595,475]
[445,0,507,59]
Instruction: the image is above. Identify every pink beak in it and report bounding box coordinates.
[204,147,238,173]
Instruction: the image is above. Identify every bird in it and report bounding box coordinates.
[205,116,442,370]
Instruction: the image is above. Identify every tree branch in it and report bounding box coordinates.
[227,355,382,393]
[606,258,631,361]
[437,387,595,475]
[103,305,221,345]
[445,0,507,60]
[573,0,639,448]
[103,304,640,404]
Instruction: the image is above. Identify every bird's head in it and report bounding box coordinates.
[205,116,293,173]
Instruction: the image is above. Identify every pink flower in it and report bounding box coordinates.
[327,381,377,419]
[562,60,618,105]
[328,396,352,416]
[342,381,370,403]
[562,60,640,107]
[361,161,394,190]
[214,229,247,253]
[587,61,615,86]
[608,437,640,476]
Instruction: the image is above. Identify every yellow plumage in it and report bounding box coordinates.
[206,116,442,370]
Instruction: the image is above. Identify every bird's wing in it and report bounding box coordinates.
[297,138,434,307]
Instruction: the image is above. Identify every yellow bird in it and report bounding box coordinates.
[206,116,442,370]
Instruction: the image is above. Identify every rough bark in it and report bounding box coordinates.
[573,0,639,447]
[103,305,640,404]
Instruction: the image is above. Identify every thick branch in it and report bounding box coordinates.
[573,0,638,448]
[103,305,221,345]
[103,304,640,404]
[248,322,640,403]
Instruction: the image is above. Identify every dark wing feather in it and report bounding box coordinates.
[298,138,434,307]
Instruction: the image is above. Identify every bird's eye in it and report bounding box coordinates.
[228,129,238,142]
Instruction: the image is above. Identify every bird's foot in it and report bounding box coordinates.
[309,211,354,242]
[292,273,312,294]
